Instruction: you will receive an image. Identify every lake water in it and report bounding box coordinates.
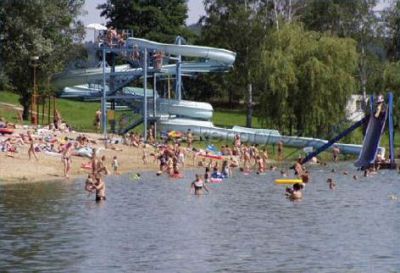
[0,163,399,273]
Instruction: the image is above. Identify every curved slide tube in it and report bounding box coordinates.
[354,111,387,167]
[126,38,236,66]
[160,118,366,155]
[52,39,236,90]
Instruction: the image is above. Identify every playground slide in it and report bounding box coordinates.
[354,112,387,167]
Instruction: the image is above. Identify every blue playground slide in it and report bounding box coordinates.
[354,111,387,168]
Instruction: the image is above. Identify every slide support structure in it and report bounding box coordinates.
[388,92,395,168]
[301,116,369,164]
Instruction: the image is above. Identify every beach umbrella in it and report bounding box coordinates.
[86,23,107,41]
[86,23,107,31]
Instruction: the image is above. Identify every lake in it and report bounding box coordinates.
[0,163,399,273]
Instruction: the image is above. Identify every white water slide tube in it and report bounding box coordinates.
[52,39,236,90]
[160,119,365,155]
[126,38,236,66]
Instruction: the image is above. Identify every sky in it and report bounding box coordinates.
[79,0,205,40]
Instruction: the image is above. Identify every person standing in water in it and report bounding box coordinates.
[191,174,209,195]
[93,174,106,201]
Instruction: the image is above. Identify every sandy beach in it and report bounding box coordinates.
[0,129,161,184]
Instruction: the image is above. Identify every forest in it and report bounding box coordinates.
[1,0,400,138]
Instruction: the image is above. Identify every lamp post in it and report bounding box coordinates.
[30,55,39,126]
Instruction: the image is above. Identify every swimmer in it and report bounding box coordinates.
[343,171,348,175]
[191,174,209,195]
[286,183,303,200]
[327,178,336,190]
[353,175,358,180]
[280,170,288,177]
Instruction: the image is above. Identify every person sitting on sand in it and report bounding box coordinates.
[191,174,209,195]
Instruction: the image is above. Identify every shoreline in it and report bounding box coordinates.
[0,127,355,185]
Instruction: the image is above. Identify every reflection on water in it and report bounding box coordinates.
[0,164,399,273]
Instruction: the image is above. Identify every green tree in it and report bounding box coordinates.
[197,0,268,127]
[257,24,358,137]
[301,0,383,101]
[0,0,85,120]
[98,0,193,43]
[383,0,400,61]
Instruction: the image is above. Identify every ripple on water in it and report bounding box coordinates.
[0,165,399,273]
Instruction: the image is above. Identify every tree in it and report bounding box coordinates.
[383,0,400,61]
[98,0,193,43]
[196,0,268,128]
[301,0,383,102]
[0,0,85,120]
[257,23,359,137]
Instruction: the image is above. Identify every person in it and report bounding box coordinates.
[191,174,209,195]
[277,140,283,161]
[327,178,336,190]
[186,129,193,148]
[62,142,73,178]
[374,94,385,119]
[294,158,303,177]
[27,131,38,161]
[93,174,106,201]
[332,145,340,162]
[285,183,303,200]
[234,134,241,148]
[85,174,95,193]
[91,148,99,175]
[94,109,101,131]
[54,109,62,130]
[97,155,109,175]
[112,155,119,175]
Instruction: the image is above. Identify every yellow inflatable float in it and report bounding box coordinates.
[275,178,303,185]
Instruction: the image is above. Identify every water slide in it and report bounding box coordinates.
[53,38,367,155]
[354,112,387,167]
[52,38,236,91]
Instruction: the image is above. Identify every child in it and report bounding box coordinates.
[85,174,95,193]
[112,155,120,175]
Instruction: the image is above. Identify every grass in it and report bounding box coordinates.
[213,109,263,128]
[1,90,399,160]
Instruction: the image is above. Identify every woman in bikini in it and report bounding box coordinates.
[27,131,38,161]
[191,174,209,195]
[62,142,73,178]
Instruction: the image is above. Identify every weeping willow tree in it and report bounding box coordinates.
[256,23,358,137]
